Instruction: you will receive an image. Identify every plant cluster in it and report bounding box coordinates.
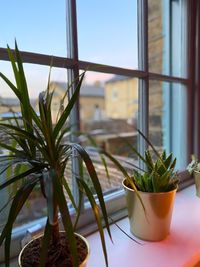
[104,130,179,193]
[0,43,111,267]
[187,155,200,174]
[132,150,179,192]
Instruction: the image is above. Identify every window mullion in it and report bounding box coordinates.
[194,0,200,159]
[138,0,149,168]
[66,0,83,208]
[187,0,197,162]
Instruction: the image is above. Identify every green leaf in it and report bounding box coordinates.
[137,129,160,159]
[43,170,54,225]
[0,178,37,266]
[51,169,78,267]
[38,91,56,163]
[164,153,173,170]
[103,150,146,213]
[151,171,160,192]
[53,72,85,139]
[30,106,43,131]
[120,136,147,164]
[138,129,168,172]
[14,43,33,130]
[5,229,11,267]
[145,150,154,172]
[103,150,129,178]
[0,166,41,190]
[170,158,177,170]
[73,186,83,231]
[0,195,13,214]
[0,140,25,156]
[0,123,40,144]
[39,220,52,267]
[0,72,21,100]
[7,45,20,90]
[73,144,112,241]
[83,133,110,180]
[77,178,109,267]
[161,150,166,160]
[62,176,78,213]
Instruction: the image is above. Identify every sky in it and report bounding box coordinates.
[0,0,138,98]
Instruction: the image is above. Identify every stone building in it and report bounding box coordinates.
[105,76,138,123]
[148,0,164,149]
[79,83,105,124]
[0,97,20,114]
[0,97,36,120]
[148,0,163,73]
[47,81,105,125]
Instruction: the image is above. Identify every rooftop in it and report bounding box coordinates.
[106,75,133,84]
[50,81,104,97]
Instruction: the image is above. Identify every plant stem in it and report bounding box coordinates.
[52,207,60,244]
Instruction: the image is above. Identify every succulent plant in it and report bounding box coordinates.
[132,149,179,192]
[187,155,200,174]
[103,130,179,193]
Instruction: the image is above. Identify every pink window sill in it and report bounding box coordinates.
[87,185,200,267]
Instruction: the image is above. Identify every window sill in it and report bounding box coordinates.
[1,184,198,267]
[86,184,200,267]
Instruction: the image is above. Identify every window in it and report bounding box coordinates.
[111,88,118,101]
[0,0,199,260]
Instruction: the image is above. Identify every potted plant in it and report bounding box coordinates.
[104,130,179,241]
[187,156,200,197]
[0,43,111,267]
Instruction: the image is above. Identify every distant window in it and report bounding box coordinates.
[93,104,101,121]
[112,88,118,100]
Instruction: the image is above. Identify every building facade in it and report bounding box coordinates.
[105,76,138,123]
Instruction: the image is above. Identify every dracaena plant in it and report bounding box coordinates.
[0,43,111,267]
[103,130,179,193]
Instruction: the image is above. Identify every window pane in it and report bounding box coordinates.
[79,72,139,195]
[77,0,138,69]
[149,80,187,169]
[0,0,67,56]
[148,0,187,77]
[0,62,73,228]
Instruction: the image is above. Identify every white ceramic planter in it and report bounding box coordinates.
[18,232,90,267]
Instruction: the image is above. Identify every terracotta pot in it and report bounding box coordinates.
[18,232,90,267]
[123,179,177,241]
[194,171,200,198]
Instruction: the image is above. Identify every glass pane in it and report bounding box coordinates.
[0,0,66,56]
[149,80,164,151]
[149,80,187,169]
[77,0,138,69]
[79,72,139,195]
[0,62,73,228]
[0,62,68,97]
[148,0,187,77]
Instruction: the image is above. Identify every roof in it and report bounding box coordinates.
[80,85,104,97]
[0,97,36,107]
[0,98,19,106]
[83,119,136,134]
[0,112,22,118]
[50,82,104,97]
[106,75,132,84]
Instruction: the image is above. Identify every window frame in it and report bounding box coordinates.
[0,0,198,261]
